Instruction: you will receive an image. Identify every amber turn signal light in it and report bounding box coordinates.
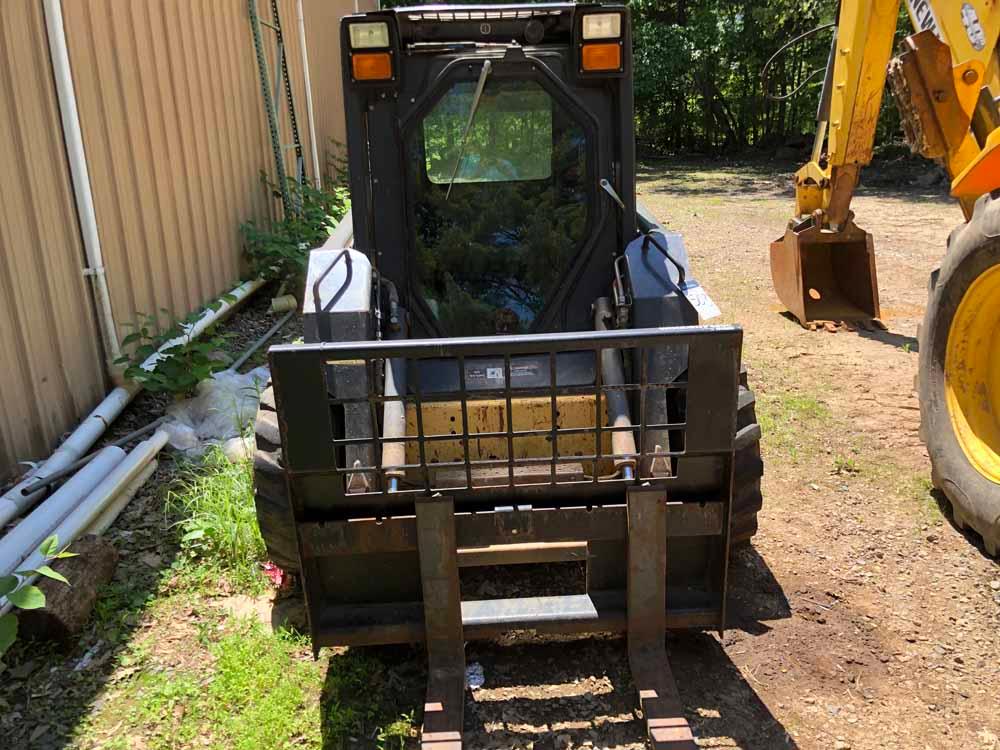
[581,42,621,72]
[352,52,392,81]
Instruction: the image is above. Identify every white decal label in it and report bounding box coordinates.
[905,0,942,38]
[681,281,722,321]
[486,367,504,381]
[961,3,987,50]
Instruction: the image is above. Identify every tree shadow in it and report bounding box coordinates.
[0,462,184,750]
[464,632,798,749]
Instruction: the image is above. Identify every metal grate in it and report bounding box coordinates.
[270,326,742,505]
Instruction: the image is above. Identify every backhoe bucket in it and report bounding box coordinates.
[770,218,881,325]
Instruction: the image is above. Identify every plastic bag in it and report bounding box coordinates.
[164,367,269,453]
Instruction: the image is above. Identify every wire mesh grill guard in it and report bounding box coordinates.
[269,325,742,515]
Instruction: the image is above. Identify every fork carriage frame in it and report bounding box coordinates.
[269,325,741,748]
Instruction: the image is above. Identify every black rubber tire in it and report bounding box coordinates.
[919,191,1000,557]
[253,385,300,573]
[732,370,765,545]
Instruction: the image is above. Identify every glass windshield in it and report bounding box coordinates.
[408,77,589,336]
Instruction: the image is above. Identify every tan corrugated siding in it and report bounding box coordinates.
[1,0,356,483]
[60,0,299,331]
[0,1,106,484]
[303,0,378,175]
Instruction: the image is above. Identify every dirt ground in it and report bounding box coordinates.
[3,159,999,750]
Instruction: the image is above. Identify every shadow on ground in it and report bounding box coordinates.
[316,545,794,749]
[0,463,184,750]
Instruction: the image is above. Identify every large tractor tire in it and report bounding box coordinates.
[919,191,1000,557]
[251,371,766,572]
[733,372,765,545]
[253,385,300,573]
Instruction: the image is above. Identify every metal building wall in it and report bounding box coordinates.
[60,0,315,329]
[0,1,107,485]
[0,0,355,484]
[303,0,379,177]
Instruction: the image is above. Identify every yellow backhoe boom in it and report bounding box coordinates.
[772,0,1000,326]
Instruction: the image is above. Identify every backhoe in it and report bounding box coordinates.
[770,0,1000,555]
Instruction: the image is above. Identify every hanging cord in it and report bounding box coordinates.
[761,22,836,102]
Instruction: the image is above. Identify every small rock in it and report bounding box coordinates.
[222,435,255,463]
[140,552,163,569]
[555,734,573,750]
[989,580,999,591]
[834,740,851,750]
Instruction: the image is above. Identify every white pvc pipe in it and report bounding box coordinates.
[322,209,354,250]
[43,0,121,368]
[296,0,322,189]
[0,447,125,578]
[87,459,158,537]
[0,278,264,526]
[0,454,161,618]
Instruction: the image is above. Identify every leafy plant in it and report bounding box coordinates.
[241,174,351,284]
[0,535,76,658]
[116,308,234,397]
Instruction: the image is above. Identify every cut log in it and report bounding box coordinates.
[18,534,118,644]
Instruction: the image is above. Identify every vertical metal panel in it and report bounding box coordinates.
[0,1,105,484]
[303,0,378,177]
[61,0,274,329]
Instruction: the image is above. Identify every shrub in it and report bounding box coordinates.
[241,175,351,284]
[117,310,233,397]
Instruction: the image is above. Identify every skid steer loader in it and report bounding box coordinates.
[253,5,764,746]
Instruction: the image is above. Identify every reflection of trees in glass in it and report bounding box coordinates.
[424,80,553,184]
[410,78,588,337]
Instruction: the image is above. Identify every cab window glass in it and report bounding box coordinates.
[408,77,589,336]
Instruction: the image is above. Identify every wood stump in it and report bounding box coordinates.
[18,534,118,644]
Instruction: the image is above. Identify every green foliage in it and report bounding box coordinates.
[241,175,351,284]
[116,309,234,397]
[167,447,265,588]
[381,0,911,155]
[103,619,322,750]
[0,535,76,659]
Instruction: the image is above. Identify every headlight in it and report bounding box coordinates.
[582,13,622,40]
[349,21,390,49]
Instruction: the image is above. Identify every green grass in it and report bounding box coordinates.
[167,448,265,591]
[96,618,323,750]
[86,614,418,750]
[756,390,831,461]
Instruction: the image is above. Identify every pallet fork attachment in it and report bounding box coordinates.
[411,490,696,749]
[269,326,741,747]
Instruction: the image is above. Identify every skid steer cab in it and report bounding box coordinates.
[256,4,764,747]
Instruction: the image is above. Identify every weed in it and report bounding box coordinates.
[167,448,264,590]
[242,175,351,284]
[117,310,234,397]
[378,711,417,749]
[833,455,860,475]
[756,390,831,460]
[101,618,323,750]
[902,342,912,354]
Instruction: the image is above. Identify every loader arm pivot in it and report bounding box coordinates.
[771,0,1000,326]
